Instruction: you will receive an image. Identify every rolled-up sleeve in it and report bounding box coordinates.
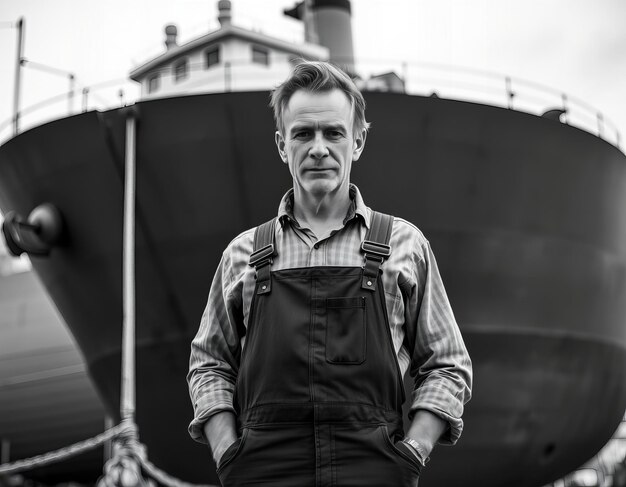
[402,239,473,445]
[187,245,245,444]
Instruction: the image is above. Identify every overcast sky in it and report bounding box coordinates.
[0,0,624,144]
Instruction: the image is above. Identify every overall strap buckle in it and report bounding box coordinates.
[249,244,275,267]
[361,241,391,260]
[361,212,394,291]
[249,218,277,294]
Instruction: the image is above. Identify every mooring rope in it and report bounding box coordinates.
[0,422,130,476]
[96,420,217,487]
[0,419,217,487]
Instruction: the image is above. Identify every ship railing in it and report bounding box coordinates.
[0,58,621,152]
[0,77,141,145]
[357,59,622,151]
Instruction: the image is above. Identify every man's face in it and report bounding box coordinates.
[275,89,367,200]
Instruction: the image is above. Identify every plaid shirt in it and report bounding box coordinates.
[188,185,472,445]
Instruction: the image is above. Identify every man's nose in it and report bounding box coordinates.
[309,132,329,159]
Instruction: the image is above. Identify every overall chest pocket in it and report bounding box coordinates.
[325,296,366,364]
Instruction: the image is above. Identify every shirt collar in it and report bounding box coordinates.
[277,184,370,229]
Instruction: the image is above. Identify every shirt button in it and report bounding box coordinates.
[314,243,319,249]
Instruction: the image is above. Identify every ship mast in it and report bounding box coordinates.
[13,17,24,136]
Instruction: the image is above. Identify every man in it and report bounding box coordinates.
[188,61,472,486]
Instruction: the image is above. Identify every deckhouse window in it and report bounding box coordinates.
[148,74,160,93]
[205,46,220,69]
[252,46,269,66]
[174,59,188,82]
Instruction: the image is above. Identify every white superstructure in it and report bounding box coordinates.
[129,1,328,99]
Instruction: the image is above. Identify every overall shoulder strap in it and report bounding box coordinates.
[249,217,277,295]
[365,211,394,247]
[361,211,394,291]
[252,218,276,254]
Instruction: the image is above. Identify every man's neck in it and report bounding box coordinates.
[292,186,352,240]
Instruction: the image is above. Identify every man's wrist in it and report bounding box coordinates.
[212,438,232,464]
[203,411,238,463]
[401,437,430,467]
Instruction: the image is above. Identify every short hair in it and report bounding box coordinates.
[270,61,370,136]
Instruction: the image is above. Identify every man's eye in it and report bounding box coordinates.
[293,131,311,139]
[327,130,344,139]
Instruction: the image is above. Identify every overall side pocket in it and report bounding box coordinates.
[380,425,423,475]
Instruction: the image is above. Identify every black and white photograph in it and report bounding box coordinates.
[1,1,625,486]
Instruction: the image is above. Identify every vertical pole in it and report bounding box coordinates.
[68,74,75,115]
[597,112,604,139]
[13,17,24,136]
[561,93,569,124]
[106,118,144,487]
[121,110,137,424]
[82,87,89,112]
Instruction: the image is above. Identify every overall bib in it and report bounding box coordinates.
[217,212,422,487]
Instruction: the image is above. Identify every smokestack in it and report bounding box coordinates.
[285,0,355,75]
[164,24,178,50]
[218,0,232,27]
[312,0,355,75]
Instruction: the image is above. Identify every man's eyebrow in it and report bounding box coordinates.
[289,122,347,134]
[289,123,313,133]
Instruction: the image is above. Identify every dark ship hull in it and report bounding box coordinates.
[1,91,625,487]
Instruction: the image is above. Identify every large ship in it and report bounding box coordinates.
[1,1,625,486]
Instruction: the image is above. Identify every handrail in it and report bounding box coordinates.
[0,79,139,143]
[0,59,621,151]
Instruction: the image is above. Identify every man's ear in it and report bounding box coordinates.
[275,131,288,164]
[352,128,368,161]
